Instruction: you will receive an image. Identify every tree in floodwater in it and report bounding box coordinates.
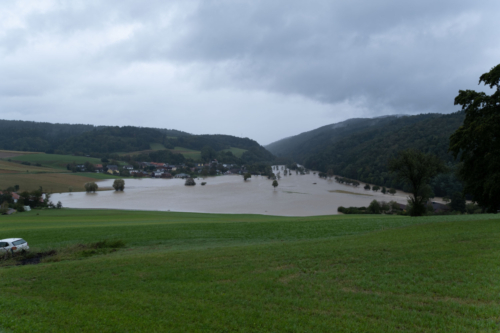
[84,182,98,193]
[113,179,125,191]
[272,180,278,190]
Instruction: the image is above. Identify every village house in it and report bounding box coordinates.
[175,173,190,179]
[0,192,20,203]
[106,165,119,175]
[123,165,134,170]
[94,164,104,173]
[150,162,166,168]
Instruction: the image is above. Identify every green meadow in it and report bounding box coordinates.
[171,146,202,160]
[10,153,102,170]
[221,147,248,158]
[149,143,166,150]
[0,210,499,332]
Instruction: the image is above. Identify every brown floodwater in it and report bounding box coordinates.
[51,166,415,216]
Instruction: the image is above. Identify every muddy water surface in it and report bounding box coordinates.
[52,169,412,216]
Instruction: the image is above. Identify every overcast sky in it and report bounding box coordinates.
[1,1,499,145]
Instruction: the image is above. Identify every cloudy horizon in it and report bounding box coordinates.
[1,0,499,145]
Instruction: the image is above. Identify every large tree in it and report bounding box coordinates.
[450,64,500,212]
[113,179,125,191]
[388,149,447,216]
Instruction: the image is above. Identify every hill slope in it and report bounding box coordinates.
[267,112,465,197]
[303,112,464,193]
[265,116,403,161]
[0,120,274,163]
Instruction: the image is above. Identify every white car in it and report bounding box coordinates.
[0,238,30,254]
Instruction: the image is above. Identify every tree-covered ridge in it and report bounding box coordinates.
[58,127,168,154]
[0,119,275,163]
[265,116,402,161]
[0,120,95,152]
[304,112,465,197]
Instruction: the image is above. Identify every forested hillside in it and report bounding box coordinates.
[0,120,95,152]
[0,119,275,164]
[303,112,465,197]
[265,116,402,161]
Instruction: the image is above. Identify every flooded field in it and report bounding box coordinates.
[52,167,414,216]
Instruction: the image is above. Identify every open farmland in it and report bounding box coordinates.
[9,153,103,170]
[0,210,498,332]
[0,173,110,193]
[170,146,202,160]
[0,150,38,159]
[149,143,166,150]
[221,146,247,158]
[0,160,64,174]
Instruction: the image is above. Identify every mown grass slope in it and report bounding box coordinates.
[0,160,65,174]
[0,173,109,193]
[221,146,247,158]
[10,153,102,170]
[170,146,202,160]
[0,210,498,332]
[149,143,166,150]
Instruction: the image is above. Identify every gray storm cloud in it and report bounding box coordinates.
[0,0,499,143]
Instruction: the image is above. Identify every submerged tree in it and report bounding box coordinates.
[243,172,252,181]
[450,64,500,212]
[84,182,98,193]
[388,149,447,216]
[272,180,278,190]
[113,179,125,191]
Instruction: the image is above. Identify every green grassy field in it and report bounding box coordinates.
[0,173,111,193]
[0,160,66,174]
[171,146,202,160]
[9,153,102,170]
[149,143,166,150]
[221,146,247,158]
[0,210,499,332]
